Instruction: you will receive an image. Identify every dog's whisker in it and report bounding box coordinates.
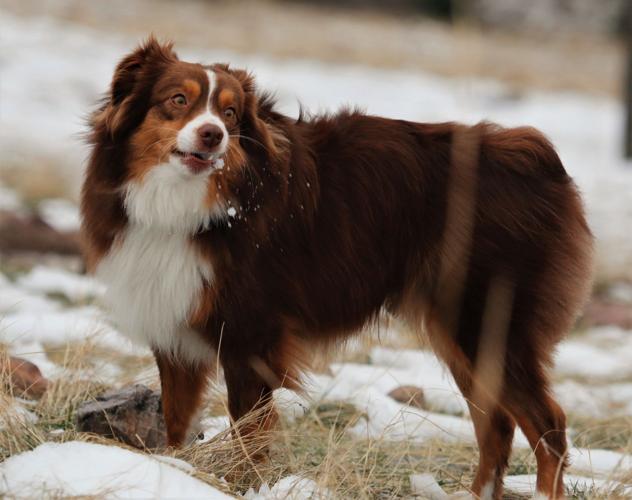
[136,136,178,158]
[230,134,272,153]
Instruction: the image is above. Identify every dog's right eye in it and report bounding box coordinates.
[170,94,187,107]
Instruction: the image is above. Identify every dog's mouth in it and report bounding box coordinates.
[172,149,224,174]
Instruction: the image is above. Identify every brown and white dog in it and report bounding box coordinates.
[81,38,593,499]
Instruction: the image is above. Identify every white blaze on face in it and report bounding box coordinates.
[176,69,229,154]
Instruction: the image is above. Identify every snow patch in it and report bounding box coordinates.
[0,397,38,431]
[0,306,143,356]
[0,283,60,315]
[17,265,105,302]
[0,441,232,498]
[37,198,81,232]
[409,473,448,499]
[568,447,632,478]
[504,473,631,497]
[0,183,22,211]
[199,416,231,443]
[245,475,332,499]
[555,337,632,380]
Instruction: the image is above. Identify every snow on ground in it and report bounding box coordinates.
[0,281,60,315]
[1,306,133,353]
[568,447,632,479]
[0,181,22,211]
[410,455,632,498]
[17,265,105,302]
[0,269,146,379]
[0,396,38,431]
[199,416,231,443]
[37,198,82,232]
[504,473,631,498]
[1,8,632,276]
[410,473,453,500]
[555,333,632,380]
[245,475,332,500]
[0,441,232,498]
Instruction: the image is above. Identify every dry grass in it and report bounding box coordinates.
[0,344,105,459]
[0,283,630,499]
[0,161,73,205]
[569,414,632,454]
[2,337,630,499]
[175,397,480,498]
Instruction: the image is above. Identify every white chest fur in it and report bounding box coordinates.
[97,161,223,365]
[97,225,213,364]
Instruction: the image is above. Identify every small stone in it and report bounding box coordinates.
[388,385,426,409]
[3,356,49,399]
[75,384,166,449]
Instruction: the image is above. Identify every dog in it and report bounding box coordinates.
[81,38,593,499]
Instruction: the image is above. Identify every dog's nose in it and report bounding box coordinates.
[197,124,224,149]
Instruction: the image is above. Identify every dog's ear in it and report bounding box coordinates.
[99,37,177,138]
[228,68,285,159]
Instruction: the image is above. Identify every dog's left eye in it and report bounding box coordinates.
[224,107,236,119]
[171,94,187,107]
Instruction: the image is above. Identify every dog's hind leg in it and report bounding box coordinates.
[441,350,515,500]
[503,361,568,499]
[423,274,519,499]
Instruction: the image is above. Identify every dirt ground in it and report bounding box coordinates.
[1,0,623,97]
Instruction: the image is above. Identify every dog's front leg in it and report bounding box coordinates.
[154,350,211,447]
[222,355,278,461]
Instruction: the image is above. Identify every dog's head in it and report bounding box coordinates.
[89,37,284,231]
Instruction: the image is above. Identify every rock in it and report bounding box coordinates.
[387,385,426,409]
[2,356,49,399]
[75,384,166,449]
[0,210,80,255]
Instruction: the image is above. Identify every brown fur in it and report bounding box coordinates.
[81,38,593,499]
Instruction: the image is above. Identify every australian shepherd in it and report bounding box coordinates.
[81,38,593,499]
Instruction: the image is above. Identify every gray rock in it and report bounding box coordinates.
[75,384,166,449]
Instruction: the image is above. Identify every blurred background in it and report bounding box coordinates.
[1,0,631,282]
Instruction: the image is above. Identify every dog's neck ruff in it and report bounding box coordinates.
[124,159,226,233]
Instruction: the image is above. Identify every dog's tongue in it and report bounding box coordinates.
[174,149,222,174]
[182,153,213,173]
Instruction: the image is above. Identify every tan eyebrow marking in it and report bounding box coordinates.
[183,79,201,100]
[218,89,235,109]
